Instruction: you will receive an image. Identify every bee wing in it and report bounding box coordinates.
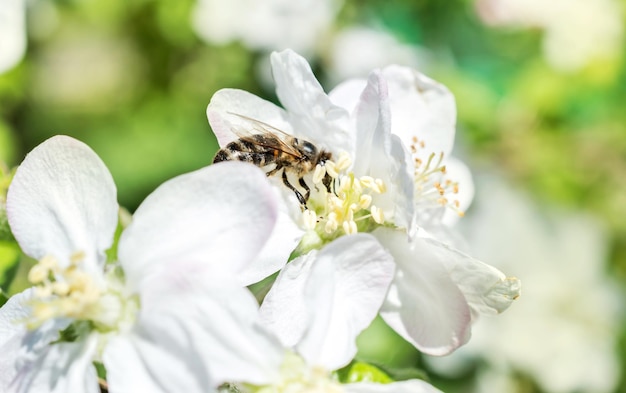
[227,112,304,159]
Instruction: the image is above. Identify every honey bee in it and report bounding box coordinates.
[213,114,333,206]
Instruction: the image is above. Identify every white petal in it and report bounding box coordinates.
[7,135,118,275]
[124,271,283,387]
[13,335,99,393]
[0,0,26,74]
[261,234,395,371]
[118,162,278,292]
[270,49,352,153]
[105,335,212,393]
[352,71,414,229]
[422,236,521,318]
[0,289,32,344]
[374,228,472,356]
[328,78,367,113]
[345,379,443,393]
[258,250,318,348]
[0,289,32,391]
[381,66,456,160]
[238,205,304,286]
[207,88,294,147]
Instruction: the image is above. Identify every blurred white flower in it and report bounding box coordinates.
[191,0,341,55]
[475,0,624,71]
[31,34,145,111]
[326,26,430,85]
[0,136,280,393]
[426,174,622,393]
[208,49,520,356]
[0,0,27,74]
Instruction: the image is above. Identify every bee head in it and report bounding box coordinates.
[298,140,319,161]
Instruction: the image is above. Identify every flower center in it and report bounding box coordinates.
[26,252,137,334]
[252,352,343,393]
[409,136,465,217]
[301,152,387,242]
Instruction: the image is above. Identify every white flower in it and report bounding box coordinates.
[475,0,624,71]
[0,0,27,74]
[0,135,281,393]
[426,175,622,393]
[207,49,520,355]
[206,233,442,393]
[191,0,342,55]
[325,26,430,86]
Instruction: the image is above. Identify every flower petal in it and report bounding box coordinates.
[328,78,367,113]
[0,289,32,391]
[207,88,294,147]
[381,66,456,160]
[7,135,118,275]
[270,49,352,153]
[237,203,304,286]
[374,228,471,356]
[352,71,414,230]
[111,270,283,389]
[12,335,99,393]
[118,162,278,292]
[423,236,521,319]
[345,379,443,393]
[261,234,395,371]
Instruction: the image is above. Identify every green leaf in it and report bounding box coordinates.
[336,361,394,384]
[0,241,20,292]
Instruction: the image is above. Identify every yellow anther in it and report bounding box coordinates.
[39,255,58,270]
[342,220,358,235]
[28,264,49,284]
[325,161,339,178]
[374,179,386,194]
[358,195,372,209]
[325,212,339,233]
[52,281,70,296]
[359,176,375,189]
[302,209,317,230]
[313,165,326,185]
[371,205,385,224]
[335,152,352,171]
[34,286,53,298]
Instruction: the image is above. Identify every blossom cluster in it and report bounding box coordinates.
[0,50,520,393]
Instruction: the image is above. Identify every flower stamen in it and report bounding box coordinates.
[410,137,465,218]
[300,152,388,242]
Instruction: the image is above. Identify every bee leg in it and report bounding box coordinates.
[322,173,335,194]
[282,170,307,206]
[298,177,311,202]
[266,164,282,177]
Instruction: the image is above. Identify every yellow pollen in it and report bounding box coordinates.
[306,153,388,238]
[312,165,326,184]
[26,253,104,329]
[324,161,338,178]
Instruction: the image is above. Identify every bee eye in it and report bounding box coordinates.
[301,141,317,157]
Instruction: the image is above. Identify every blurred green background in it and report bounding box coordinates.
[1,0,625,392]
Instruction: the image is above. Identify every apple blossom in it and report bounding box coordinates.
[207,49,520,356]
[0,135,281,393]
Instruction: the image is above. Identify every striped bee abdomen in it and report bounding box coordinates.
[213,138,279,167]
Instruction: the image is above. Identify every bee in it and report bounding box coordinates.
[213,114,333,206]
